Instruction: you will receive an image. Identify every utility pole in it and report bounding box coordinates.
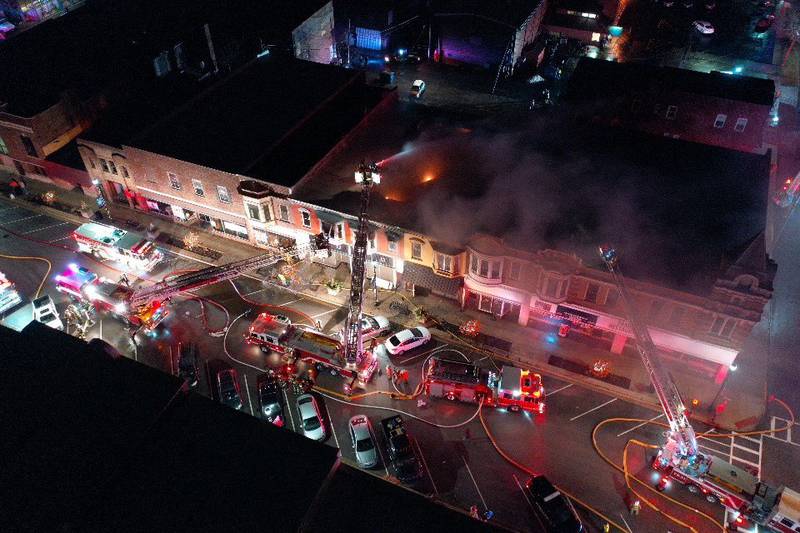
[347,19,351,67]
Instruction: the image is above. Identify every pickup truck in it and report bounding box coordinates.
[380,415,422,482]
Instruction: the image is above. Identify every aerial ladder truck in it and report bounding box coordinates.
[57,233,329,329]
[599,246,800,532]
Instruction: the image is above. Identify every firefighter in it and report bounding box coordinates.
[603,522,610,532]
[386,365,394,382]
[629,499,641,516]
[656,477,668,492]
[469,505,480,519]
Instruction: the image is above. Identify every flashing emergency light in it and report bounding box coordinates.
[734,66,743,74]
[68,263,79,272]
[512,389,521,397]
[115,302,127,314]
[398,48,407,56]
[729,363,738,371]
[84,285,98,298]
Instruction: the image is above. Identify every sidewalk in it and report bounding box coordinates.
[2,174,768,431]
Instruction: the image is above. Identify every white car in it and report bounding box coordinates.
[32,295,64,331]
[297,394,326,441]
[693,20,715,34]
[383,327,431,355]
[410,79,426,98]
[360,315,391,340]
[348,415,378,468]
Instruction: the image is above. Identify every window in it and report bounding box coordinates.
[88,158,96,169]
[585,283,600,303]
[669,306,685,327]
[665,105,678,120]
[300,209,311,228]
[217,185,231,203]
[471,255,478,274]
[335,223,345,240]
[509,261,521,281]
[246,203,262,221]
[490,261,501,279]
[191,179,204,197]
[168,172,181,190]
[121,166,129,178]
[436,253,452,273]
[544,277,562,299]
[388,240,397,252]
[479,259,489,277]
[279,204,289,222]
[709,315,736,338]
[99,159,110,173]
[20,135,36,157]
[0,136,7,155]
[411,241,422,260]
[714,114,727,128]
[478,295,493,313]
[734,118,748,133]
[108,161,118,175]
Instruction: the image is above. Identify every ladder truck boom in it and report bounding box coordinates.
[129,233,328,308]
[598,246,697,458]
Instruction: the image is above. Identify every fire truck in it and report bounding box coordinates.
[54,233,329,331]
[599,246,800,532]
[423,356,546,413]
[247,312,379,389]
[72,222,163,271]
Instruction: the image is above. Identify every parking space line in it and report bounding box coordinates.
[462,455,488,510]
[311,308,339,319]
[282,388,296,432]
[48,235,72,243]
[547,383,573,396]
[372,432,391,478]
[697,438,730,454]
[243,374,255,416]
[279,297,303,307]
[616,413,665,437]
[20,221,70,235]
[731,456,760,469]
[323,402,340,448]
[734,433,762,445]
[414,438,438,496]
[512,473,535,510]
[569,398,618,421]
[732,443,760,456]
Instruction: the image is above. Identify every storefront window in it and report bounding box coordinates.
[478,294,492,312]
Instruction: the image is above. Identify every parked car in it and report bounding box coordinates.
[704,0,716,9]
[524,475,583,532]
[360,315,391,340]
[410,79,426,98]
[754,16,775,32]
[297,393,326,441]
[692,20,715,34]
[257,371,285,426]
[383,327,431,355]
[216,368,243,410]
[381,415,422,482]
[176,342,199,389]
[348,415,378,468]
[0,18,15,34]
[32,295,64,331]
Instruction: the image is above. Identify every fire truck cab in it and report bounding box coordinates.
[492,366,546,413]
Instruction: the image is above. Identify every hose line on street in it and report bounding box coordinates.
[0,253,52,299]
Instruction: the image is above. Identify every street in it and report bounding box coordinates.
[4,196,800,532]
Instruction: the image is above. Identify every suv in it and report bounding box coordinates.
[257,371,285,426]
[216,368,243,410]
[524,475,583,532]
[32,295,64,331]
[176,342,199,389]
[381,415,422,482]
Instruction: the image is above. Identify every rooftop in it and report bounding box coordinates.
[566,57,776,106]
[297,103,769,294]
[126,54,384,189]
[432,0,545,28]
[0,0,329,117]
[0,322,497,532]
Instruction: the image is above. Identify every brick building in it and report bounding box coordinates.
[565,58,776,154]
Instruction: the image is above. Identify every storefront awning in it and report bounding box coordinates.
[402,262,462,299]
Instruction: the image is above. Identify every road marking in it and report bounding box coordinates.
[616,414,665,437]
[20,221,69,235]
[47,235,72,243]
[414,438,439,496]
[547,383,574,396]
[279,297,303,307]
[99,319,103,341]
[619,513,634,533]
[311,308,339,319]
[5,213,43,224]
[462,455,488,510]
[243,374,255,416]
[512,473,535,510]
[569,398,618,421]
[282,388,296,432]
[168,345,174,375]
[243,287,264,297]
[323,401,340,448]
[766,416,800,446]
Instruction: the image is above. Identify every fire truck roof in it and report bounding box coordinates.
[75,222,127,245]
[708,457,758,496]
[428,357,484,386]
[114,231,149,253]
[249,313,291,335]
[498,366,522,392]
[777,487,800,524]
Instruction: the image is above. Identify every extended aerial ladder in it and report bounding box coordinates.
[598,246,697,463]
[128,233,328,309]
[342,161,381,370]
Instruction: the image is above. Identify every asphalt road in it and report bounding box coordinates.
[2,198,799,533]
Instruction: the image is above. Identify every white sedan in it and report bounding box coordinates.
[361,315,391,340]
[383,327,431,355]
[693,20,715,34]
[297,394,326,441]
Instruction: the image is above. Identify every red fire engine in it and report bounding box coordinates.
[423,356,545,413]
[72,222,163,271]
[247,312,378,389]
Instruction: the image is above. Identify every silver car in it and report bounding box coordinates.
[348,415,378,468]
[297,394,326,441]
